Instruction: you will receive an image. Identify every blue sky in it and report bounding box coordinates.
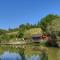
[0,0,60,29]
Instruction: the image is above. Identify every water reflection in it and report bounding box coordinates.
[0,52,42,60]
[0,45,48,60]
[0,51,22,60]
[0,52,41,60]
[48,48,60,60]
[25,55,41,60]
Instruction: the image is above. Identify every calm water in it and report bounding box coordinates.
[0,45,60,60]
[0,44,48,60]
[48,48,60,60]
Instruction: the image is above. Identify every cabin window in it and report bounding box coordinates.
[32,37,41,40]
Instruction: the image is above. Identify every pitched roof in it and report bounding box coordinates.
[24,28,43,38]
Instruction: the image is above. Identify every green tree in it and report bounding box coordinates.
[19,24,26,28]
[0,34,10,43]
[0,29,7,35]
[17,32,24,38]
[46,18,60,47]
[38,14,59,31]
[9,34,16,39]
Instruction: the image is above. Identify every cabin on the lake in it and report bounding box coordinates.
[24,28,48,44]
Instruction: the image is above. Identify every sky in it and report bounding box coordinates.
[0,0,60,29]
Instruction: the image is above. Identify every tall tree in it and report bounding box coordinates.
[38,14,59,31]
[46,18,60,47]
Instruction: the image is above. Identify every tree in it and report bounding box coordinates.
[46,18,60,47]
[0,29,6,35]
[38,14,59,31]
[46,18,60,35]
[9,34,16,39]
[19,24,26,28]
[17,32,24,38]
[38,14,60,47]
[0,34,10,43]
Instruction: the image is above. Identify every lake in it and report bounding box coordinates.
[0,44,59,60]
[48,48,60,60]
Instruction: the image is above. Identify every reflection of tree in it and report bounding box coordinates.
[0,46,26,60]
[18,48,25,60]
[40,48,48,60]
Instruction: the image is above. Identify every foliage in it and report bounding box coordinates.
[46,18,60,46]
[17,32,24,38]
[0,14,60,45]
[38,14,59,31]
[9,34,16,39]
[0,29,7,35]
[0,34,10,43]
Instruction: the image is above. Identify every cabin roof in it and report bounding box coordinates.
[24,28,43,38]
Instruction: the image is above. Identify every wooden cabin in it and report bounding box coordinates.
[24,28,43,44]
[24,28,49,44]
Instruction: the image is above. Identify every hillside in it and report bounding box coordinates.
[0,14,60,45]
